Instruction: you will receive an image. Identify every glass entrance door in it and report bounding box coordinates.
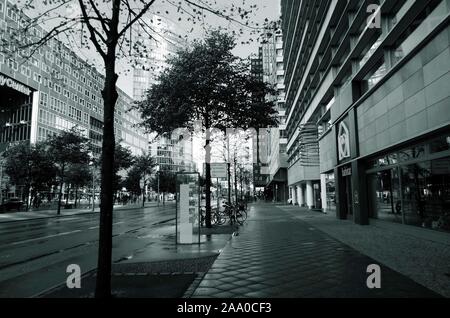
[368,169,402,223]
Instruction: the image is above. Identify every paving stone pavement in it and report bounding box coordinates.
[191,203,441,298]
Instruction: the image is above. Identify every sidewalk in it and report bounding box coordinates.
[189,202,441,298]
[0,201,164,223]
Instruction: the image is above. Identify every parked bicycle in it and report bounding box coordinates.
[200,206,227,227]
[223,201,247,226]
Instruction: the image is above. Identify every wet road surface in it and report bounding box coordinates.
[0,204,176,297]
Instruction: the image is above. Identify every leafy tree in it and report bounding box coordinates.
[123,165,143,198]
[150,169,177,205]
[2,142,57,210]
[133,153,156,207]
[135,30,278,228]
[113,144,134,194]
[65,163,92,208]
[46,128,90,215]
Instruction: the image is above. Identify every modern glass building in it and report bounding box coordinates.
[0,0,148,196]
[132,15,195,173]
[261,30,289,202]
[281,0,450,232]
[250,47,270,192]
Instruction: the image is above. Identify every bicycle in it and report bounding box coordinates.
[223,201,247,226]
[200,206,227,227]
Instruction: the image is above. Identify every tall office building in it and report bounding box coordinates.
[133,15,195,173]
[261,30,289,202]
[281,0,450,232]
[0,0,148,195]
[250,47,270,192]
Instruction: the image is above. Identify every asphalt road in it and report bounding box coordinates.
[0,203,177,298]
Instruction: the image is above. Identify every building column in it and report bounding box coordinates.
[30,91,40,144]
[292,186,297,205]
[306,181,314,209]
[289,187,295,205]
[352,160,369,225]
[320,174,328,212]
[297,185,304,207]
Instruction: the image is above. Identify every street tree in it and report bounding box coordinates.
[2,142,57,210]
[3,0,269,298]
[135,31,278,228]
[133,153,156,207]
[150,169,177,205]
[46,128,90,215]
[123,165,143,200]
[65,163,92,208]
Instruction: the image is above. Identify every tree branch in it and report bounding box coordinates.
[117,0,157,39]
[87,0,110,35]
[78,0,106,59]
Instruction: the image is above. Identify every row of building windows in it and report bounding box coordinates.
[0,0,147,154]
[284,0,445,148]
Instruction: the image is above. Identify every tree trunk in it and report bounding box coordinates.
[240,172,244,201]
[234,161,238,205]
[57,166,65,215]
[142,177,145,208]
[25,184,30,212]
[66,186,70,205]
[224,131,232,204]
[95,49,119,299]
[74,187,78,208]
[163,192,165,206]
[204,125,212,228]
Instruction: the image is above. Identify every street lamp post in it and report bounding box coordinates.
[157,168,160,207]
[89,152,95,212]
[92,165,95,212]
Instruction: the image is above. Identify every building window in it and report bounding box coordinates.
[40,92,48,107]
[33,72,42,83]
[7,59,18,71]
[390,0,444,66]
[360,57,386,95]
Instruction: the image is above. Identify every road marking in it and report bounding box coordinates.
[11,230,82,245]
[88,226,99,230]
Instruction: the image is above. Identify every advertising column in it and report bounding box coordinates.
[176,172,200,244]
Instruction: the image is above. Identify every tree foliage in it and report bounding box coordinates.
[2,142,57,209]
[135,30,278,134]
[46,127,91,214]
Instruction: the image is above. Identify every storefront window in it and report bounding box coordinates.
[368,156,450,232]
[325,172,336,211]
[402,159,450,231]
[430,135,450,154]
[366,130,450,232]
[368,169,402,224]
[398,145,426,162]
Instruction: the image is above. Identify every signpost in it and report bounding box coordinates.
[175,172,201,245]
[204,163,228,179]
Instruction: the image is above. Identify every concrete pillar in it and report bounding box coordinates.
[290,187,296,205]
[320,174,328,212]
[297,185,304,207]
[306,181,314,209]
[293,186,297,205]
